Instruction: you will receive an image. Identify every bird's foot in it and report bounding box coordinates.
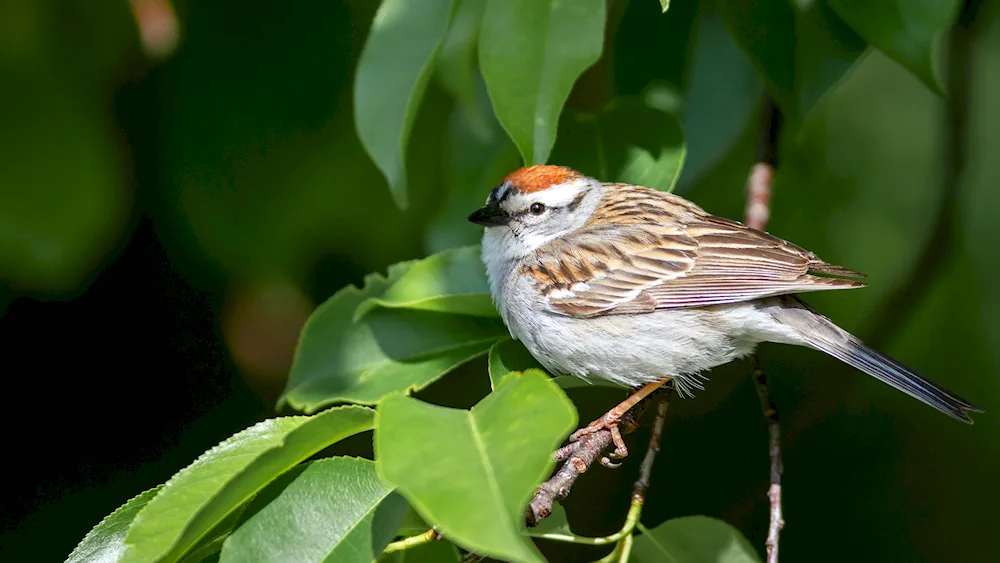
[569,411,629,466]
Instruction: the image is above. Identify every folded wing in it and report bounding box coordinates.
[527,188,865,318]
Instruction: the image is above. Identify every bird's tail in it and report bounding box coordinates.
[769,296,983,423]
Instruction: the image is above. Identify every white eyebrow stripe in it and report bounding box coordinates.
[529,179,589,208]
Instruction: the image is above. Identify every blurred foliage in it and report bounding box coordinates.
[2,0,999,562]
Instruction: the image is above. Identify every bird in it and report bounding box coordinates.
[468,165,982,459]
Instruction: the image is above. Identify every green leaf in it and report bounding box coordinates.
[719,0,866,123]
[829,0,959,93]
[354,0,456,208]
[660,1,671,14]
[479,0,607,165]
[281,263,507,412]
[376,370,577,563]
[219,457,407,563]
[487,339,544,390]
[355,246,497,319]
[120,406,374,563]
[67,486,163,563]
[551,97,686,192]
[677,9,763,190]
[718,0,796,113]
[794,2,867,120]
[631,517,761,563]
[436,0,490,136]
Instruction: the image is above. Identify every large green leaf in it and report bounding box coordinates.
[436,0,489,135]
[479,0,606,165]
[219,457,407,563]
[375,370,577,563]
[66,486,163,563]
[281,263,506,412]
[631,517,761,563]
[120,406,374,563]
[719,0,866,123]
[829,0,959,93]
[550,97,686,192]
[354,0,455,208]
[355,246,497,319]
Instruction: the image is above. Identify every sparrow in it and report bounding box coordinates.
[468,165,981,458]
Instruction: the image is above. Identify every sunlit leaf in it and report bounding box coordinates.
[281,262,506,412]
[355,246,497,319]
[355,0,456,208]
[219,457,407,563]
[120,406,374,563]
[487,339,543,390]
[829,0,959,93]
[551,97,686,192]
[479,0,606,165]
[631,516,761,563]
[660,1,671,14]
[66,486,163,563]
[376,370,577,563]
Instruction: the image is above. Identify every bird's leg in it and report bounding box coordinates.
[569,378,672,461]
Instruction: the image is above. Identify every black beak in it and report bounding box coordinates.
[467,202,509,227]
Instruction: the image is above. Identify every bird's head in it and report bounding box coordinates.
[468,165,604,259]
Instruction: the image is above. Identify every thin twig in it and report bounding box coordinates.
[632,398,669,498]
[745,93,784,563]
[752,356,783,563]
[526,389,663,527]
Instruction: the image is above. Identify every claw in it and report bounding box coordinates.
[599,456,622,469]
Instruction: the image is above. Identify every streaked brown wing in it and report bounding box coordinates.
[527,187,866,318]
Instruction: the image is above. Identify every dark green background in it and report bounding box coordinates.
[1,0,997,561]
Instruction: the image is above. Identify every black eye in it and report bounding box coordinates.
[529,203,546,215]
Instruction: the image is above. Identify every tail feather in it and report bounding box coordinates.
[771,297,983,423]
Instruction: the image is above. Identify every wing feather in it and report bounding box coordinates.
[526,185,866,318]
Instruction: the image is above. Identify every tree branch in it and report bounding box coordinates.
[752,356,783,563]
[745,93,784,563]
[526,387,668,527]
[632,398,669,499]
